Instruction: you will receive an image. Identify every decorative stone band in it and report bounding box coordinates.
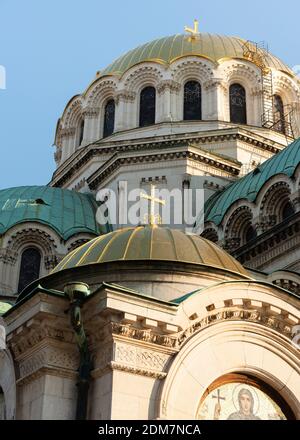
[178,305,298,347]
[82,107,100,119]
[87,149,239,189]
[7,296,299,385]
[115,90,136,104]
[157,80,181,95]
[59,127,76,139]
[51,129,283,188]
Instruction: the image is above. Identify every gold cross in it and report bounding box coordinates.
[140,185,165,225]
[184,19,199,37]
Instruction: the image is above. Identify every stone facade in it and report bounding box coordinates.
[1,280,299,419]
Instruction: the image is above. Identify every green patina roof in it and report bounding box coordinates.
[0,186,100,240]
[204,138,300,226]
[99,33,292,78]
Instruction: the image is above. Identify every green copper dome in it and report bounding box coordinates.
[0,186,100,240]
[52,225,249,277]
[204,137,300,226]
[99,33,293,78]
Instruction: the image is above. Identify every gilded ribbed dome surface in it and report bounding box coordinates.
[52,225,248,276]
[99,33,292,78]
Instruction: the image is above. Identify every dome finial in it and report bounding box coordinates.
[140,184,165,225]
[184,19,199,38]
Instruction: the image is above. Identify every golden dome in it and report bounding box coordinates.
[52,225,249,277]
[98,33,293,78]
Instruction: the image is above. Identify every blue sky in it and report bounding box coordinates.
[0,0,299,189]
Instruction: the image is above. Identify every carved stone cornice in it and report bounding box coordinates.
[82,107,100,118]
[87,149,239,189]
[204,79,226,92]
[0,248,18,265]
[44,254,60,271]
[50,127,283,188]
[110,322,177,348]
[178,301,299,347]
[110,362,167,379]
[157,80,181,94]
[233,212,300,270]
[60,127,76,138]
[115,90,136,104]
[54,148,62,164]
[8,323,75,358]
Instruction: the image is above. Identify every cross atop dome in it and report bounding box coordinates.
[184,19,200,38]
[140,184,165,225]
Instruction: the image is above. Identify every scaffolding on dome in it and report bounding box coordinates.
[243,40,295,139]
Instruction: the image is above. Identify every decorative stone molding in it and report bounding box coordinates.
[171,59,213,84]
[51,128,283,188]
[233,213,300,269]
[157,80,181,95]
[63,97,83,128]
[44,254,60,271]
[115,90,136,104]
[123,64,164,90]
[223,63,261,85]
[110,362,167,379]
[85,79,117,107]
[54,148,62,164]
[82,107,100,118]
[273,279,300,295]
[87,149,239,189]
[60,127,76,139]
[110,322,177,348]
[67,238,90,252]
[0,248,18,266]
[8,323,75,358]
[177,300,299,347]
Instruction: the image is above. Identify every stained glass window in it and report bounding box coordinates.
[184,81,202,120]
[230,84,247,124]
[18,248,41,293]
[139,86,156,127]
[274,95,285,134]
[103,99,115,138]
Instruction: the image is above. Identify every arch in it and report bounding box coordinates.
[103,99,115,138]
[201,227,218,243]
[139,86,156,127]
[183,81,202,120]
[224,205,255,251]
[18,247,41,293]
[259,181,293,227]
[157,282,300,420]
[230,83,247,124]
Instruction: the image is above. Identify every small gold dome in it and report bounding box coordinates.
[52,225,248,277]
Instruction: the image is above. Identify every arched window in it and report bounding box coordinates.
[245,225,257,242]
[103,99,115,138]
[78,118,85,147]
[184,81,202,120]
[274,95,285,134]
[230,84,247,124]
[139,86,156,127]
[18,248,41,293]
[282,201,295,220]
